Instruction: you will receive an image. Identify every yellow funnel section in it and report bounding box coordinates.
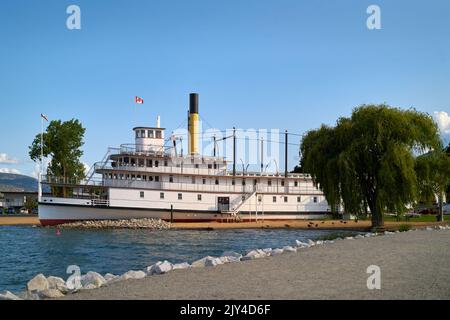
[189,113,199,154]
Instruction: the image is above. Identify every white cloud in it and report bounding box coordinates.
[0,168,22,174]
[433,111,450,135]
[0,153,19,164]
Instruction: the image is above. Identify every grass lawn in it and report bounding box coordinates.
[384,215,450,223]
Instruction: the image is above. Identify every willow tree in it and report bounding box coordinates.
[415,151,450,221]
[300,105,441,229]
[29,119,86,196]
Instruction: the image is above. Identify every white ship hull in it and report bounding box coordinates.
[38,202,328,226]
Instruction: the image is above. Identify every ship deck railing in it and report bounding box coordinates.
[42,175,323,195]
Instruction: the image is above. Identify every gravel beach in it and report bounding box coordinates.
[62,229,450,300]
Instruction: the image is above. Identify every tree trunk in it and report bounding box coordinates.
[437,193,444,222]
[368,197,384,229]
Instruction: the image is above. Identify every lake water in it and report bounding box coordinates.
[0,226,357,293]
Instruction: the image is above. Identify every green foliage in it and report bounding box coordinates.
[398,224,411,232]
[415,150,450,220]
[300,104,441,228]
[29,119,86,196]
[24,197,37,213]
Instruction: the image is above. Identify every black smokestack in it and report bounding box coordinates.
[189,93,199,114]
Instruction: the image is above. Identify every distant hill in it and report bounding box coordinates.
[0,173,39,192]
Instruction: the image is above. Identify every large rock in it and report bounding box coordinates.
[295,240,310,248]
[37,289,65,299]
[104,273,119,282]
[172,262,191,270]
[282,246,297,253]
[47,276,69,294]
[221,251,242,260]
[152,261,173,274]
[80,271,106,289]
[0,291,22,300]
[242,250,265,261]
[120,270,147,280]
[270,248,284,256]
[204,257,223,267]
[191,256,214,268]
[27,274,49,292]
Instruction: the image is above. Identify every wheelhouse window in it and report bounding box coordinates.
[178,193,183,200]
[213,163,217,169]
[155,130,162,138]
[273,196,277,203]
[297,196,301,203]
[140,191,145,198]
[164,160,168,167]
[155,160,159,167]
[160,192,164,199]
[284,196,288,203]
[148,130,154,138]
[140,130,145,138]
[146,159,152,167]
[208,164,212,169]
[138,159,145,167]
[197,194,202,201]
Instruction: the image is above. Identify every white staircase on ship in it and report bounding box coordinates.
[221,189,257,222]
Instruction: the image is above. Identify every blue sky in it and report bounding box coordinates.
[0,0,449,177]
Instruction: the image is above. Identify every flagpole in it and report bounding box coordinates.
[38,115,43,201]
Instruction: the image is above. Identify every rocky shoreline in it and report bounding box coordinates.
[50,218,171,230]
[1,224,449,300]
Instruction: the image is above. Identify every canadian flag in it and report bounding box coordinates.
[135,96,144,104]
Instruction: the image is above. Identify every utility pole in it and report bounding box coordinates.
[260,137,264,173]
[233,127,236,176]
[284,130,288,178]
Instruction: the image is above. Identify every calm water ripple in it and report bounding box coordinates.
[0,226,356,293]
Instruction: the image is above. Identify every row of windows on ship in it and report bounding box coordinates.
[103,172,303,187]
[111,157,223,169]
[136,129,163,139]
[139,191,319,203]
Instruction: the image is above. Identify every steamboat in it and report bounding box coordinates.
[39,93,330,225]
